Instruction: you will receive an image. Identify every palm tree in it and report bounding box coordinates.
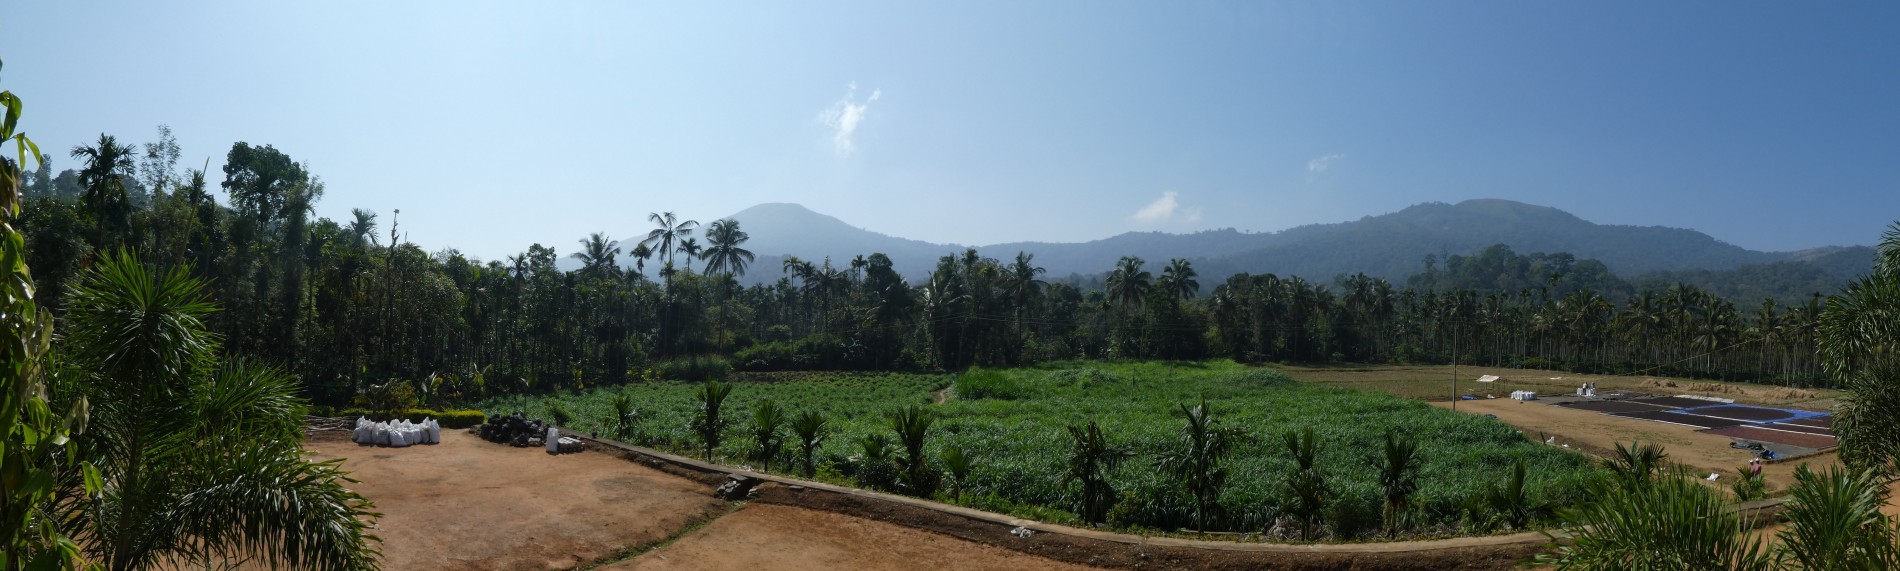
[1818,222,1900,472]
[791,411,828,477]
[888,405,936,496]
[1371,430,1421,535]
[692,381,733,462]
[940,445,978,501]
[348,208,379,248]
[1154,397,1240,532]
[1158,258,1199,301]
[749,400,785,472]
[1106,256,1152,313]
[1002,252,1046,331]
[1775,464,1900,569]
[568,232,620,278]
[70,133,136,249]
[1063,421,1133,524]
[64,253,380,571]
[1281,427,1328,539]
[629,243,652,275]
[676,237,702,273]
[1542,467,1771,570]
[1604,440,1669,491]
[641,211,698,266]
[701,219,756,277]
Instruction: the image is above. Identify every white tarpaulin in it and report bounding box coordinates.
[1475,375,1500,383]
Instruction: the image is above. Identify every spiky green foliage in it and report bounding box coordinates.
[888,404,937,496]
[1482,458,1545,531]
[1063,421,1133,524]
[1155,396,1242,532]
[1544,467,1772,571]
[749,400,785,472]
[609,393,638,440]
[692,381,733,462]
[65,253,380,571]
[1774,465,1900,570]
[791,410,828,478]
[1603,440,1668,491]
[1371,430,1421,535]
[1730,466,1767,502]
[940,444,978,501]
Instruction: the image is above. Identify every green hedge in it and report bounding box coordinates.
[311,407,487,429]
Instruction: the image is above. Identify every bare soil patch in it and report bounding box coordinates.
[1435,398,1838,491]
[1280,364,1838,408]
[1701,426,1839,450]
[302,431,725,571]
[602,503,1107,571]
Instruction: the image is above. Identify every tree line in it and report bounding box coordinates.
[11,129,1841,409]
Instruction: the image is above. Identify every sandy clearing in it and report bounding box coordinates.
[300,431,726,571]
[602,503,1107,571]
[1437,398,1838,490]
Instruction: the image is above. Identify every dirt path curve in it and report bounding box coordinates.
[1437,398,1839,490]
[603,503,1105,571]
[299,432,724,571]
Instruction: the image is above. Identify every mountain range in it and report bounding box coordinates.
[586,199,1871,299]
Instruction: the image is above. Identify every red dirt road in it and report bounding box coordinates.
[603,503,1105,571]
[304,431,725,571]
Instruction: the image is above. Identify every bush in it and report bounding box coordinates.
[955,368,1027,400]
[322,408,486,429]
[654,357,732,382]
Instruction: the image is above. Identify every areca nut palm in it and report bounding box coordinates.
[641,211,698,266]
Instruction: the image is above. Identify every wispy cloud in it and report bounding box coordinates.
[818,82,882,156]
[1307,153,1344,174]
[1132,191,1202,224]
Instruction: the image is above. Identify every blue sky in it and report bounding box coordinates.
[4,2,1896,260]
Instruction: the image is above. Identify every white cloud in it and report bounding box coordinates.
[818,82,882,156]
[1308,153,1344,174]
[1132,191,1202,224]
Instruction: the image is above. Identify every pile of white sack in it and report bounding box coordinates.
[351,417,442,447]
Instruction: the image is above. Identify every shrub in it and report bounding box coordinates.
[955,367,1026,400]
[331,408,485,429]
[655,357,732,382]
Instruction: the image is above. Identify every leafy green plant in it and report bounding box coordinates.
[1371,430,1421,535]
[888,404,937,496]
[1064,421,1133,524]
[941,444,978,501]
[1543,467,1771,571]
[545,399,574,427]
[1604,440,1668,491]
[1155,396,1242,532]
[853,433,898,491]
[1730,465,1767,503]
[1775,464,1899,570]
[692,381,733,462]
[1483,459,1544,530]
[750,400,785,472]
[791,410,828,477]
[609,393,639,440]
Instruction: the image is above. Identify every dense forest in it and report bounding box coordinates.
[16,128,1840,409]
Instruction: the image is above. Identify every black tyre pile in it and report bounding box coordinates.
[477,411,551,447]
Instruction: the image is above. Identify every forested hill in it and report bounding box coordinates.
[599,199,1861,288]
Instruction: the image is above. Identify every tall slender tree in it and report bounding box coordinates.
[641,211,698,266]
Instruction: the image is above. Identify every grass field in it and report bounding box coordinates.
[480,361,1596,539]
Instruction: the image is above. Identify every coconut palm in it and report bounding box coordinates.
[1106,256,1152,313]
[1063,421,1133,524]
[568,232,620,278]
[640,211,698,266]
[701,219,756,277]
[64,252,379,571]
[1158,258,1199,301]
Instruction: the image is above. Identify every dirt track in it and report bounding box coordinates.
[303,432,725,570]
[603,503,1105,571]
[1437,398,1839,490]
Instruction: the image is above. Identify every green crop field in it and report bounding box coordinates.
[479,361,1597,540]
